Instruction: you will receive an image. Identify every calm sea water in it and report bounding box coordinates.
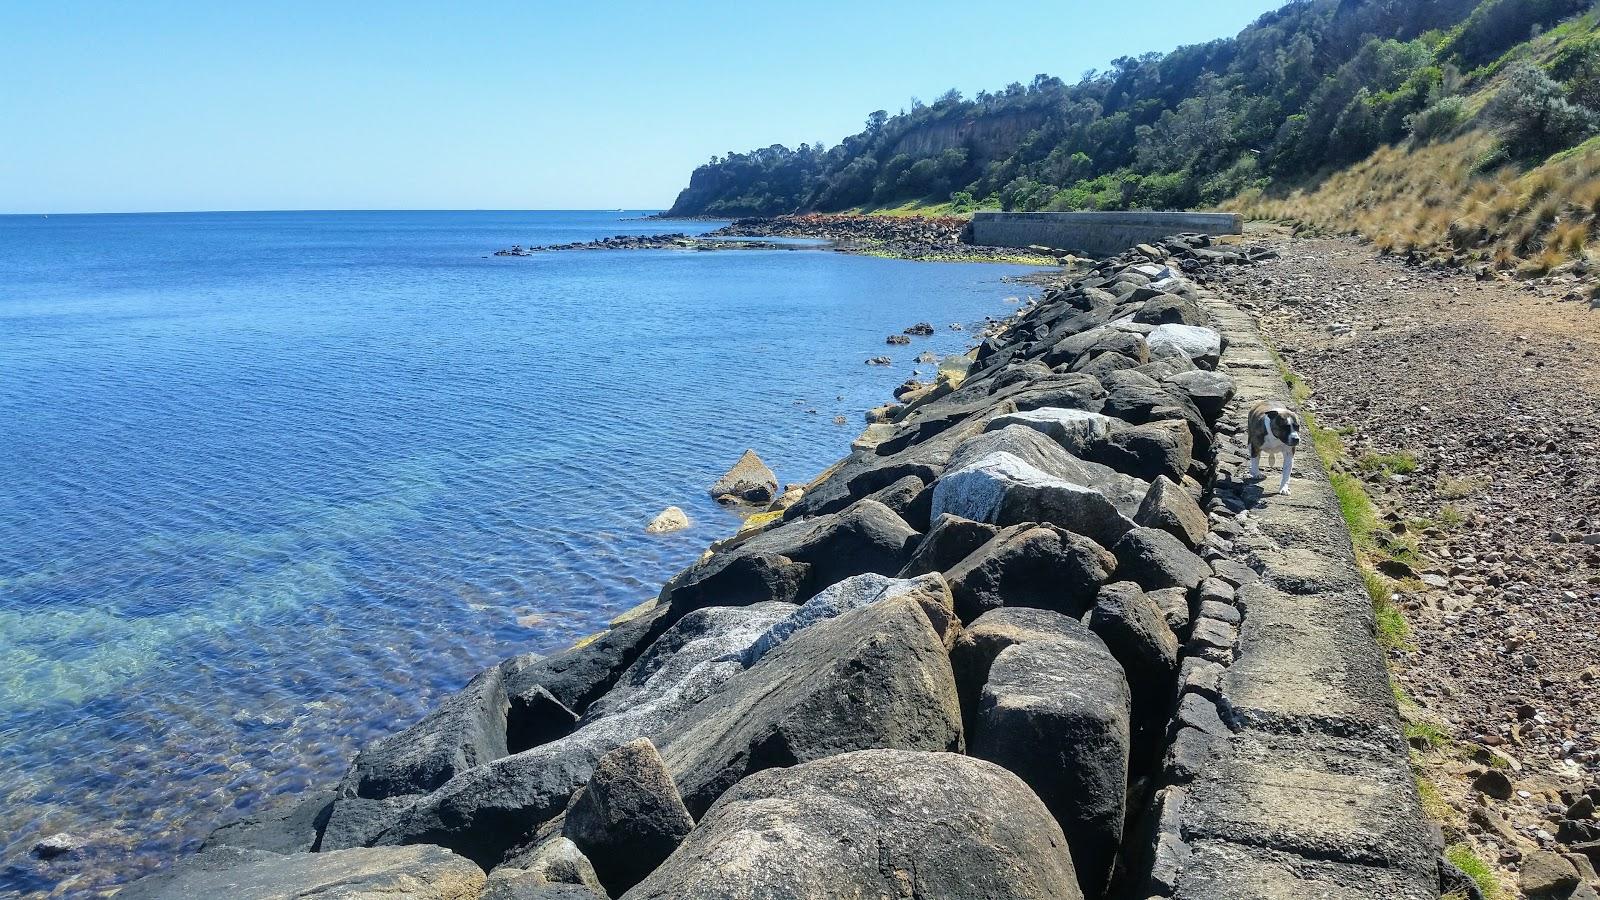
[0,210,1037,896]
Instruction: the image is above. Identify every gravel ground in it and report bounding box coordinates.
[1214,228,1600,895]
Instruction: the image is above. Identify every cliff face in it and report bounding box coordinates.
[889,110,1046,162]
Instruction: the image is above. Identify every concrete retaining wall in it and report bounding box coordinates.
[969,211,1242,256]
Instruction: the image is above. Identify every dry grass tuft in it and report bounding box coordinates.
[1228,132,1600,274]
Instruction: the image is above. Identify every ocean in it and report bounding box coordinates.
[0,210,1038,895]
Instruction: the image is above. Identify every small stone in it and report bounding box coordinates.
[645,506,690,534]
[1569,795,1596,820]
[31,833,83,860]
[1473,768,1514,800]
[1520,850,1580,896]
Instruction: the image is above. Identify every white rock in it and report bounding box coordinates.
[1147,324,1223,368]
[985,408,1118,457]
[645,506,690,534]
[737,572,948,667]
[931,451,1133,547]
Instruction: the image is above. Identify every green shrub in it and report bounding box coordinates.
[1408,95,1470,142]
[1483,61,1599,157]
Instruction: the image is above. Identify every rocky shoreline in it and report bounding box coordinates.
[494,214,1063,264]
[119,232,1441,899]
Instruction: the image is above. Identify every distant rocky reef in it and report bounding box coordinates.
[494,214,1062,264]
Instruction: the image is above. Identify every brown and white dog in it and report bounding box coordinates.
[1247,400,1301,495]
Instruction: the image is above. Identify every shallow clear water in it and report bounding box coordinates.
[0,210,1037,896]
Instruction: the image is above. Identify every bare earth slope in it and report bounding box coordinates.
[1216,228,1600,892]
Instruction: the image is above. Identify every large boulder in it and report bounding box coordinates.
[709,449,778,504]
[1112,527,1210,591]
[1100,370,1213,457]
[1087,581,1180,766]
[861,473,933,532]
[1046,325,1149,368]
[564,739,694,896]
[1146,324,1223,370]
[201,791,335,855]
[899,513,1002,577]
[972,636,1132,898]
[118,845,485,900]
[947,425,1148,516]
[1087,419,1193,484]
[662,500,918,615]
[493,835,606,896]
[367,604,791,866]
[1133,295,1208,327]
[580,603,793,723]
[653,551,811,619]
[984,408,1118,457]
[659,595,964,816]
[344,666,509,800]
[622,749,1084,900]
[949,607,1087,731]
[1164,369,1236,422]
[931,452,1134,548]
[505,603,674,722]
[739,571,957,665]
[944,524,1115,623]
[1134,475,1208,549]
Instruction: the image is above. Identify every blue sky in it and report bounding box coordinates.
[2,1,1285,213]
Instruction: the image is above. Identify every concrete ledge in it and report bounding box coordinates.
[1155,287,1438,898]
[1175,840,1438,900]
[969,211,1242,256]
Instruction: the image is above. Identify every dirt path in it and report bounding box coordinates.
[1214,230,1600,895]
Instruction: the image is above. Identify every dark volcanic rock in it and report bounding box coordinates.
[564,739,693,896]
[202,790,335,855]
[505,603,673,717]
[662,500,917,615]
[972,635,1132,898]
[950,606,1089,732]
[118,845,485,900]
[944,523,1115,623]
[1135,475,1209,549]
[622,749,1084,900]
[1113,526,1210,591]
[1088,581,1180,764]
[899,512,1002,577]
[345,665,510,800]
[1088,419,1194,483]
[659,595,963,817]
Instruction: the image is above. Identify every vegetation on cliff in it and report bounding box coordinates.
[666,0,1595,226]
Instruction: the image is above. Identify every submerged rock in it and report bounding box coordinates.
[118,845,485,900]
[709,450,778,505]
[644,506,690,534]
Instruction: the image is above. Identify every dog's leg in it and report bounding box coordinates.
[1278,448,1294,495]
[1249,452,1261,480]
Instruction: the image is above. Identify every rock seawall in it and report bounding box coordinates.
[128,235,1440,899]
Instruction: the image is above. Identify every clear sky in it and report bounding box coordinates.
[1,1,1287,214]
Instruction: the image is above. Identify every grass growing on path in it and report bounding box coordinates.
[1445,843,1504,900]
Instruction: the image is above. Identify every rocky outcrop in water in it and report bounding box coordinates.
[494,214,1062,263]
[132,231,1439,899]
